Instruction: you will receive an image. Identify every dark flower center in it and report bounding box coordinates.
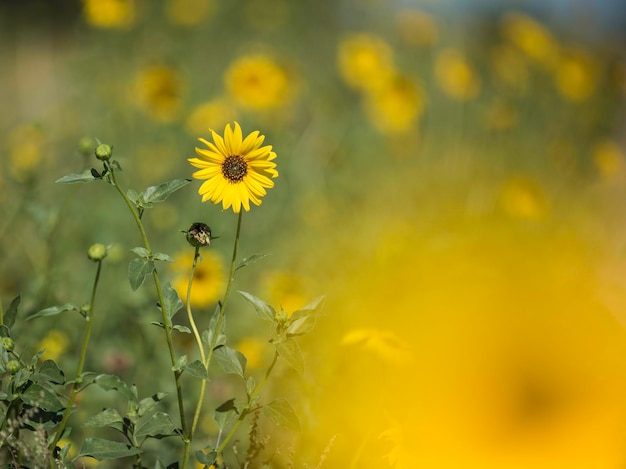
[222,155,248,183]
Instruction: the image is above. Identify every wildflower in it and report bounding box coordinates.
[337,33,395,92]
[1,337,15,352]
[225,54,292,111]
[87,243,108,261]
[184,222,213,248]
[554,50,598,102]
[135,65,183,122]
[94,144,112,161]
[165,0,213,26]
[37,330,69,362]
[395,10,438,47]
[435,48,480,100]
[5,360,21,375]
[188,122,278,213]
[185,98,238,136]
[501,12,560,68]
[172,250,225,307]
[82,0,135,29]
[236,337,266,369]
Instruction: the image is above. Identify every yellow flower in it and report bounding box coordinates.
[554,50,598,102]
[82,0,135,29]
[435,48,480,100]
[592,140,624,179]
[172,250,225,307]
[236,337,267,369]
[395,9,438,47]
[38,330,69,362]
[364,74,425,134]
[499,176,548,220]
[502,12,560,68]
[165,0,213,26]
[188,122,278,213]
[8,124,45,182]
[135,65,183,122]
[337,33,395,91]
[185,98,238,136]
[225,54,292,111]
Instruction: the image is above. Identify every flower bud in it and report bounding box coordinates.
[6,360,21,375]
[78,136,96,157]
[275,309,288,324]
[87,243,107,261]
[185,222,212,248]
[1,337,15,352]
[95,143,112,161]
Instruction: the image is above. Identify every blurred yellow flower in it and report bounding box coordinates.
[499,177,548,220]
[165,0,213,26]
[185,98,238,136]
[135,65,183,122]
[592,140,624,179]
[342,328,413,366]
[502,12,560,68]
[435,48,480,100]
[236,337,267,369]
[395,9,438,47]
[8,124,45,182]
[337,33,395,91]
[38,330,69,362]
[364,74,425,134]
[82,0,135,29]
[225,54,293,111]
[554,50,598,102]
[172,250,225,307]
[188,122,278,213]
[490,44,529,94]
[263,270,307,316]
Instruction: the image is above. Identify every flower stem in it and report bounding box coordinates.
[186,246,205,359]
[106,163,189,450]
[184,211,243,467]
[50,258,102,450]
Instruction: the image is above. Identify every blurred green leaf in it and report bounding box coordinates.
[213,345,246,378]
[55,169,97,184]
[196,451,217,466]
[77,438,141,460]
[3,294,20,329]
[138,392,167,417]
[127,189,139,205]
[162,283,183,321]
[95,374,137,403]
[239,291,275,322]
[292,296,326,317]
[153,252,173,262]
[130,247,150,258]
[135,412,176,438]
[202,303,226,346]
[183,360,208,380]
[246,377,256,396]
[173,324,191,333]
[0,325,9,337]
[264,399,300,432]
[33,360,65,385]
[153,460,167,469]
[286,315,316,336]
[235,253,271,273]
[21,384,64,412]
[27,303,77,321]
[141,179,191,204]
[128,258,155,291]
[214,399,239,431]
[275,339,304,374]
[83,408,124,428]
[174,355,187,372]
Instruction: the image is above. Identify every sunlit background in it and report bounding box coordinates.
[1,0,626,467]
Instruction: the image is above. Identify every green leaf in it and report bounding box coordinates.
[153,252,173,262]
[264,399,301,432]
[246,377,256,396]
[286,315,316,336]
[174,355,187,372]
[141,179,191,204]
[195,451,217,466]
[292,295,326,317]
[213,345,246,378]
[83,408,124,428]
[130,247,150,258]
[239,291,275,322]
[128,258,155,291]
[27,303,77,321]
[214,398,239,431]
[138,393,167,417]
[77,438,141,460]
[20,384,64,412]
[275,339,304,374]
[95,374,137,402]
[173,325,191,334]
[3,294,21,329]
[235,253,271,273]
[161,283,183,321]
[202,304,226,346]
[153,460,167,469]
[55,169,97,184]
[127,189,139,205]
[33,360,65,385]
[183,360,208,380]
[134,412,176,438]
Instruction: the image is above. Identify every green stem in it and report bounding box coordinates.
[50,259,103,450]
[106,163,189,448]
[184,211,243,468]
[186,247,205,359]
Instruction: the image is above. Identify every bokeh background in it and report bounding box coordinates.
[2,0,626,467]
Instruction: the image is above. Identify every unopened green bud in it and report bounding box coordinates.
[88,243,107,261]
[95,143,112,161]
[184,222,212,248]
[6,360,21,375]
[78,136,96,157]
[1,337,14,352]
[275,309,288,324]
